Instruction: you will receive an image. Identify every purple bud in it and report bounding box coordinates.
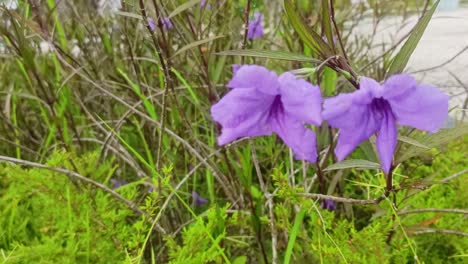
[321,199,335,211]
[247,12,264,40]
[148,18,156,31]
[110,179,127,189]
[200,0,212,9]
[160,17,173,31]
[192,191,208,206]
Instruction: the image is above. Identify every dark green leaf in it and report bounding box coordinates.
[321,0,335,52]
[283,0,332,56]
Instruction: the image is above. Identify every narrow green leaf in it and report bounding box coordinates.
[284,208,306,264]
[170,67,200,105]
[169,0,201,18]
[321,0,334,51]
[117,68,157,120]
[283,0,332,56]
[324,159,381,171]
[217,49,321,63]
[398,136,430,150]
[386,0,440,76]
[396,123,468,163]
[172,35,224,58]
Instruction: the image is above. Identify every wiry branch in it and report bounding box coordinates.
[298,192,386,204]
[398,208,468,215]
[408,228,468,237]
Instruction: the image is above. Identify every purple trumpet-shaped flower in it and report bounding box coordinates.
[323,74,449,173]
[247,12,264,40]
[192,191,208,206]
[321,199,335,211]
[211,65,323,162]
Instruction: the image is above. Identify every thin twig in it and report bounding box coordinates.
[440,168,468,183]
[398,208,468,215]
[408,228,468,237]
[298,192,386,204]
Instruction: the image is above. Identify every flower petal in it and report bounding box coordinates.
[376,110,397,173]
[270,112,317,163]
[360,76,383,100]
[383,74,417,99]
[228,65,280,95]
[211,88,274,145]
[387,84,449,133]
[323,97,380,161]
[278,72,322,126]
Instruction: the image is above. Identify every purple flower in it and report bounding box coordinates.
[321,199,335,211]
[231,64,242,74]
[192,191,208,206]
[160,17,173,31]
[110,179,127,189]
[200,0,212,9]
[147,18,156,31]
[211,65,322,162]
[247,12,264,40]
[323,75,449,173]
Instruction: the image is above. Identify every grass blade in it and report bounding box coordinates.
[386,0,440,76]
[217,49,320,63]
[324,159,380,171]
[172,35,224,58]
[284,208,306,264]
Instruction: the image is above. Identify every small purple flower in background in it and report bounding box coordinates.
[200,0,212,9]
[160,17,173,31]
[110,179,127,189]
[148,18,156,31]
[192,191,208,206]
[211,65,323,162]
[247,12,264,40]
[323,74,449,173]
[321,199,335,211]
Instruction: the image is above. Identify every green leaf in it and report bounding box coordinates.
[232,256,247,264]
[170,67,200,105]
[117,68,157,120]
[386,0,440,76]
[283,0,332,56]
[320,67,337,96]
[398,136,430,150]
[321,0,334,52]
[217,49,320,63]
[396,123,468,163]
[172,35,224,58]
[169,0,201,18]
[324,159,380,171]
[284,208,306,264]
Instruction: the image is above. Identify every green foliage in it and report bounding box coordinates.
[0,1,466,263]
[0,152,146,263]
